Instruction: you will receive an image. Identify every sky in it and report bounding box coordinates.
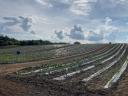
[0,0,128,43]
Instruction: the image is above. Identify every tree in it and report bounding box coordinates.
[0,35,66,46]
[74,41,81,45]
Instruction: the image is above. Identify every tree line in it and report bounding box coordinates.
[0,35,67,46]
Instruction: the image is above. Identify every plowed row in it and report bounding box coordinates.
[0,44,128,96]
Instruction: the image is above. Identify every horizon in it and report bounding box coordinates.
[0,0,128,43]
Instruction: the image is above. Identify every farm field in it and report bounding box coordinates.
[0,44,103,64]
[0,44,128,96]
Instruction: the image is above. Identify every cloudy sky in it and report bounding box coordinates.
[0,0,128,43]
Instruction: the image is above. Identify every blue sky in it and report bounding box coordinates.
[0,0,128,43]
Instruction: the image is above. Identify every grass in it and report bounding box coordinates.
[0,44,103,64]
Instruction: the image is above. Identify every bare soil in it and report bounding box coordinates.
[0,45,127,96]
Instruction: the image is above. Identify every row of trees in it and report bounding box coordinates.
[0,35,66,46]
[0,36,19,46]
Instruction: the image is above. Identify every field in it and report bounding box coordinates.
[0,44,128,96]
[0,44,102,64]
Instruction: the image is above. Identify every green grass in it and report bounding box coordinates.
[0,44,104,64]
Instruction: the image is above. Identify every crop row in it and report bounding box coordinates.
[17,44,116,77]
[16,44,127,90]
[18,44,113,75]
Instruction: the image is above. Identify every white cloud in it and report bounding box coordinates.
[30,15,53,25]
[0,16,36,37]
[105,17,112,25]
[0,0,128,43]
[67,25,85,40]
[55,25,85,41]
[36,0,47,5]
[54,15,128,43]
[70,0,97,16]
[86,31,103,41]
[101,17,119,37]
[35,0,53,7]
[55,30,65,40]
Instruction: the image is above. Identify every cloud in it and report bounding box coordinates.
[0,17,20,32]
[35,0,53,8]
[70,0,97,16]
[30,30,36,34]
[84,17,119,42]
[30,15,53,25]
[0,16,33,32]
[3,17,20,26]
[55,25,85,40]
[0,16,36,39]
[55,30,64,40]
[106,31,128,42]
[39,0,71,17]
[87,16,127,42]
[105,17,112,25]
[54,17,120,42]
[0,0,128,42]
[19,16,33,31]
[0,16,40,40]
[33,0,128,18]
[35,0,47,5]
[67,25,85,40]
[87,31,103,41]
[89,0,128,19]
[100,17,119,39]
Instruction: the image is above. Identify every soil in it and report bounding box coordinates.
[0,45,128,96]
